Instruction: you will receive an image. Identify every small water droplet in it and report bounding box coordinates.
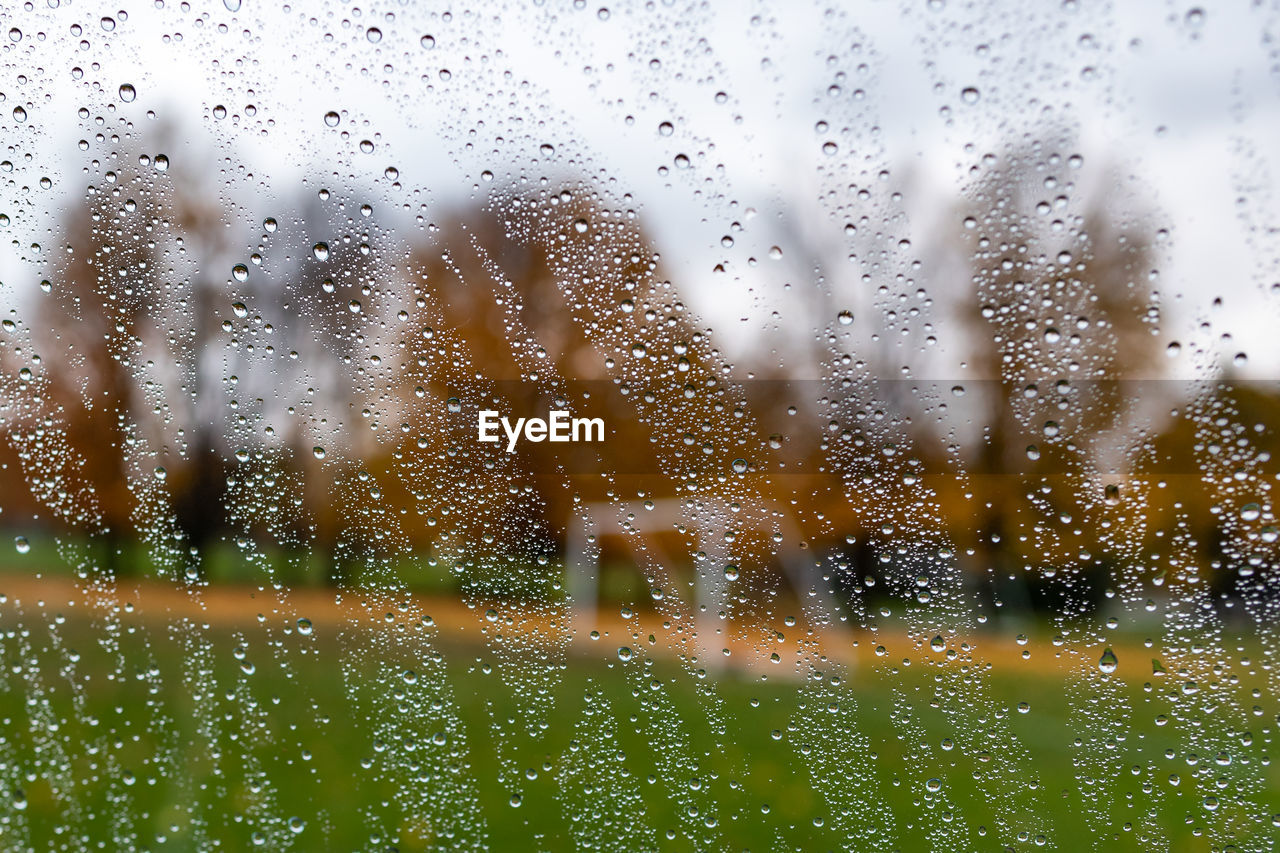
[837,310,854,326]
[617,646,633,662]
[232,264,249,282]
[323,111,340,127]
[118,83,136,102]
[366,26,382,43]
[14,536,30,555]
[313,242,330,261]
[1098,647,1118,674]
[312,446,326,459]
[961,86,980,104]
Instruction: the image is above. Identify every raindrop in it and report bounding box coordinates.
[961,86,980,104]
[837,310,854,325]
[324,111,340,127]
[118,83,136,102]
[312,446,326,459]
[7,28,21,43]
[296,618,313,635]
[232,302,248,318]
[223,0,242,11]
[420,34,435,49]
[724,565,739,581]
[617,647,633,662]
[366,27,382,43]
[313,243,330,261]
[232,264,249,282]
[731,458,748,474]
[1098,647,1118,674]
[1241,503,1261,522]
[14,536,30,555]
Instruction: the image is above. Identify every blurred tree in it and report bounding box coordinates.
[951,140,1161,614]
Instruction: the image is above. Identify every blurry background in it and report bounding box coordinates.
[1,1,1279,850]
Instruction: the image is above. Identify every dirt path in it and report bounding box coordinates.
[0,572,1141,680]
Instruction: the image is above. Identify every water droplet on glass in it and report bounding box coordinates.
[617,646,632,662]
[223,0,242,11]
[323,111,340,127]
[313,243,330,261]
[1098,647,1118,674]
[232,302,248,318]
[420,34,435,49]
[8,28,21,43]
[366,27,382,43]
[930,635,945,652]
[232,264,249,282]
[14,536,30,555]
[1241,503,1261,522]
[731,458,748,474]
[446,397,462,413]
[312,446,325,459]
[961,86,980,104]
[118,84,136,102]
[296,618,313,635]
[724,564,739,581]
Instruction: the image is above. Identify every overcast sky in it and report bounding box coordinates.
[4,0,1279,382]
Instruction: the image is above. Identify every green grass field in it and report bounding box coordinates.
[0,578,1275,851]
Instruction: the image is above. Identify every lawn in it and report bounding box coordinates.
[0,576,1275,851]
